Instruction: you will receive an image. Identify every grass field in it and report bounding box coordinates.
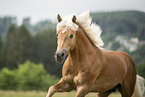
[0,90,121,97]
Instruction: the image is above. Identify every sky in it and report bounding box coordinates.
[0,0,145,24]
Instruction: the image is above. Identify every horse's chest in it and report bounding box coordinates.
[73,73,82,86]
[63,74,74,83]
[63,73,83,86]
[63,65,90,86]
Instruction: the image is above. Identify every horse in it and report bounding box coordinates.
[46,11,144,97]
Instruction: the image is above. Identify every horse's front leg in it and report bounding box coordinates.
[75,85,89,97]
[46,78,74,97]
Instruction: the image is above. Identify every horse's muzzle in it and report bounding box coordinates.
[55,51,66,63]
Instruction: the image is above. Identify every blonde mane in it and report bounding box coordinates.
[57,11,104,47]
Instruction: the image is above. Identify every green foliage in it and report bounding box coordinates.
[110,41,120,51]
[16,61,45,90]
[0,36,2,64]
[31,20,56,34]
[1,24,17,68]
[22,18,56,36]
[1,24,34,69]
[91,11,145,40]
[34,29,62,77]
[0,68,17,90]
[130,44,145,66]
[137,62,145,78]
[102,32,117,46]
[0,61,59,91]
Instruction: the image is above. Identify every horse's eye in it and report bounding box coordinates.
[69,34,74,39]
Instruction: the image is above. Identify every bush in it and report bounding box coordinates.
[0,68,17,90]
[0,61,59,91]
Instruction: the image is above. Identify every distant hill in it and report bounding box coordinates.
[91,11,145,42]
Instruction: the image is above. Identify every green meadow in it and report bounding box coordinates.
[0,90,121,97]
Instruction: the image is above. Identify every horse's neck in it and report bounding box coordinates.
[68,27,102,64]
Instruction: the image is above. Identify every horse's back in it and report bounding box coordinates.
[103,51,136,74]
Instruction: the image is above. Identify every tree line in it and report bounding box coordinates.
[0,24,62,77]
[0,11,145,79]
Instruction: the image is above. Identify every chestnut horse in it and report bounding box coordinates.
[46,11,143,97]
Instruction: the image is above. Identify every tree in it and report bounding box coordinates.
[23,17,30,27]
[1,24,17,68]
[0,35,2,69]
[22,17,32,33]
[34,29,62,77]
[0,17,17,36]
[130,45,145,66]
[13,25,34,63]
[1,24,34,69]
[110,41,120,51]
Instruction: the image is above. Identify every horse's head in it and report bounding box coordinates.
[55,14,78,62]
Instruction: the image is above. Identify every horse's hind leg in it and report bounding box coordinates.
[118,83,133,97]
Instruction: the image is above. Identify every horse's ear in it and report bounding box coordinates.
[72,15,76,23]
[57,14,62,23]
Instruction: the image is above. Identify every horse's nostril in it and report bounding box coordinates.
[61,53,65,57]
[56,52,65,59]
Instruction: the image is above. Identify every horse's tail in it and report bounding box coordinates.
[132,75,145,97]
